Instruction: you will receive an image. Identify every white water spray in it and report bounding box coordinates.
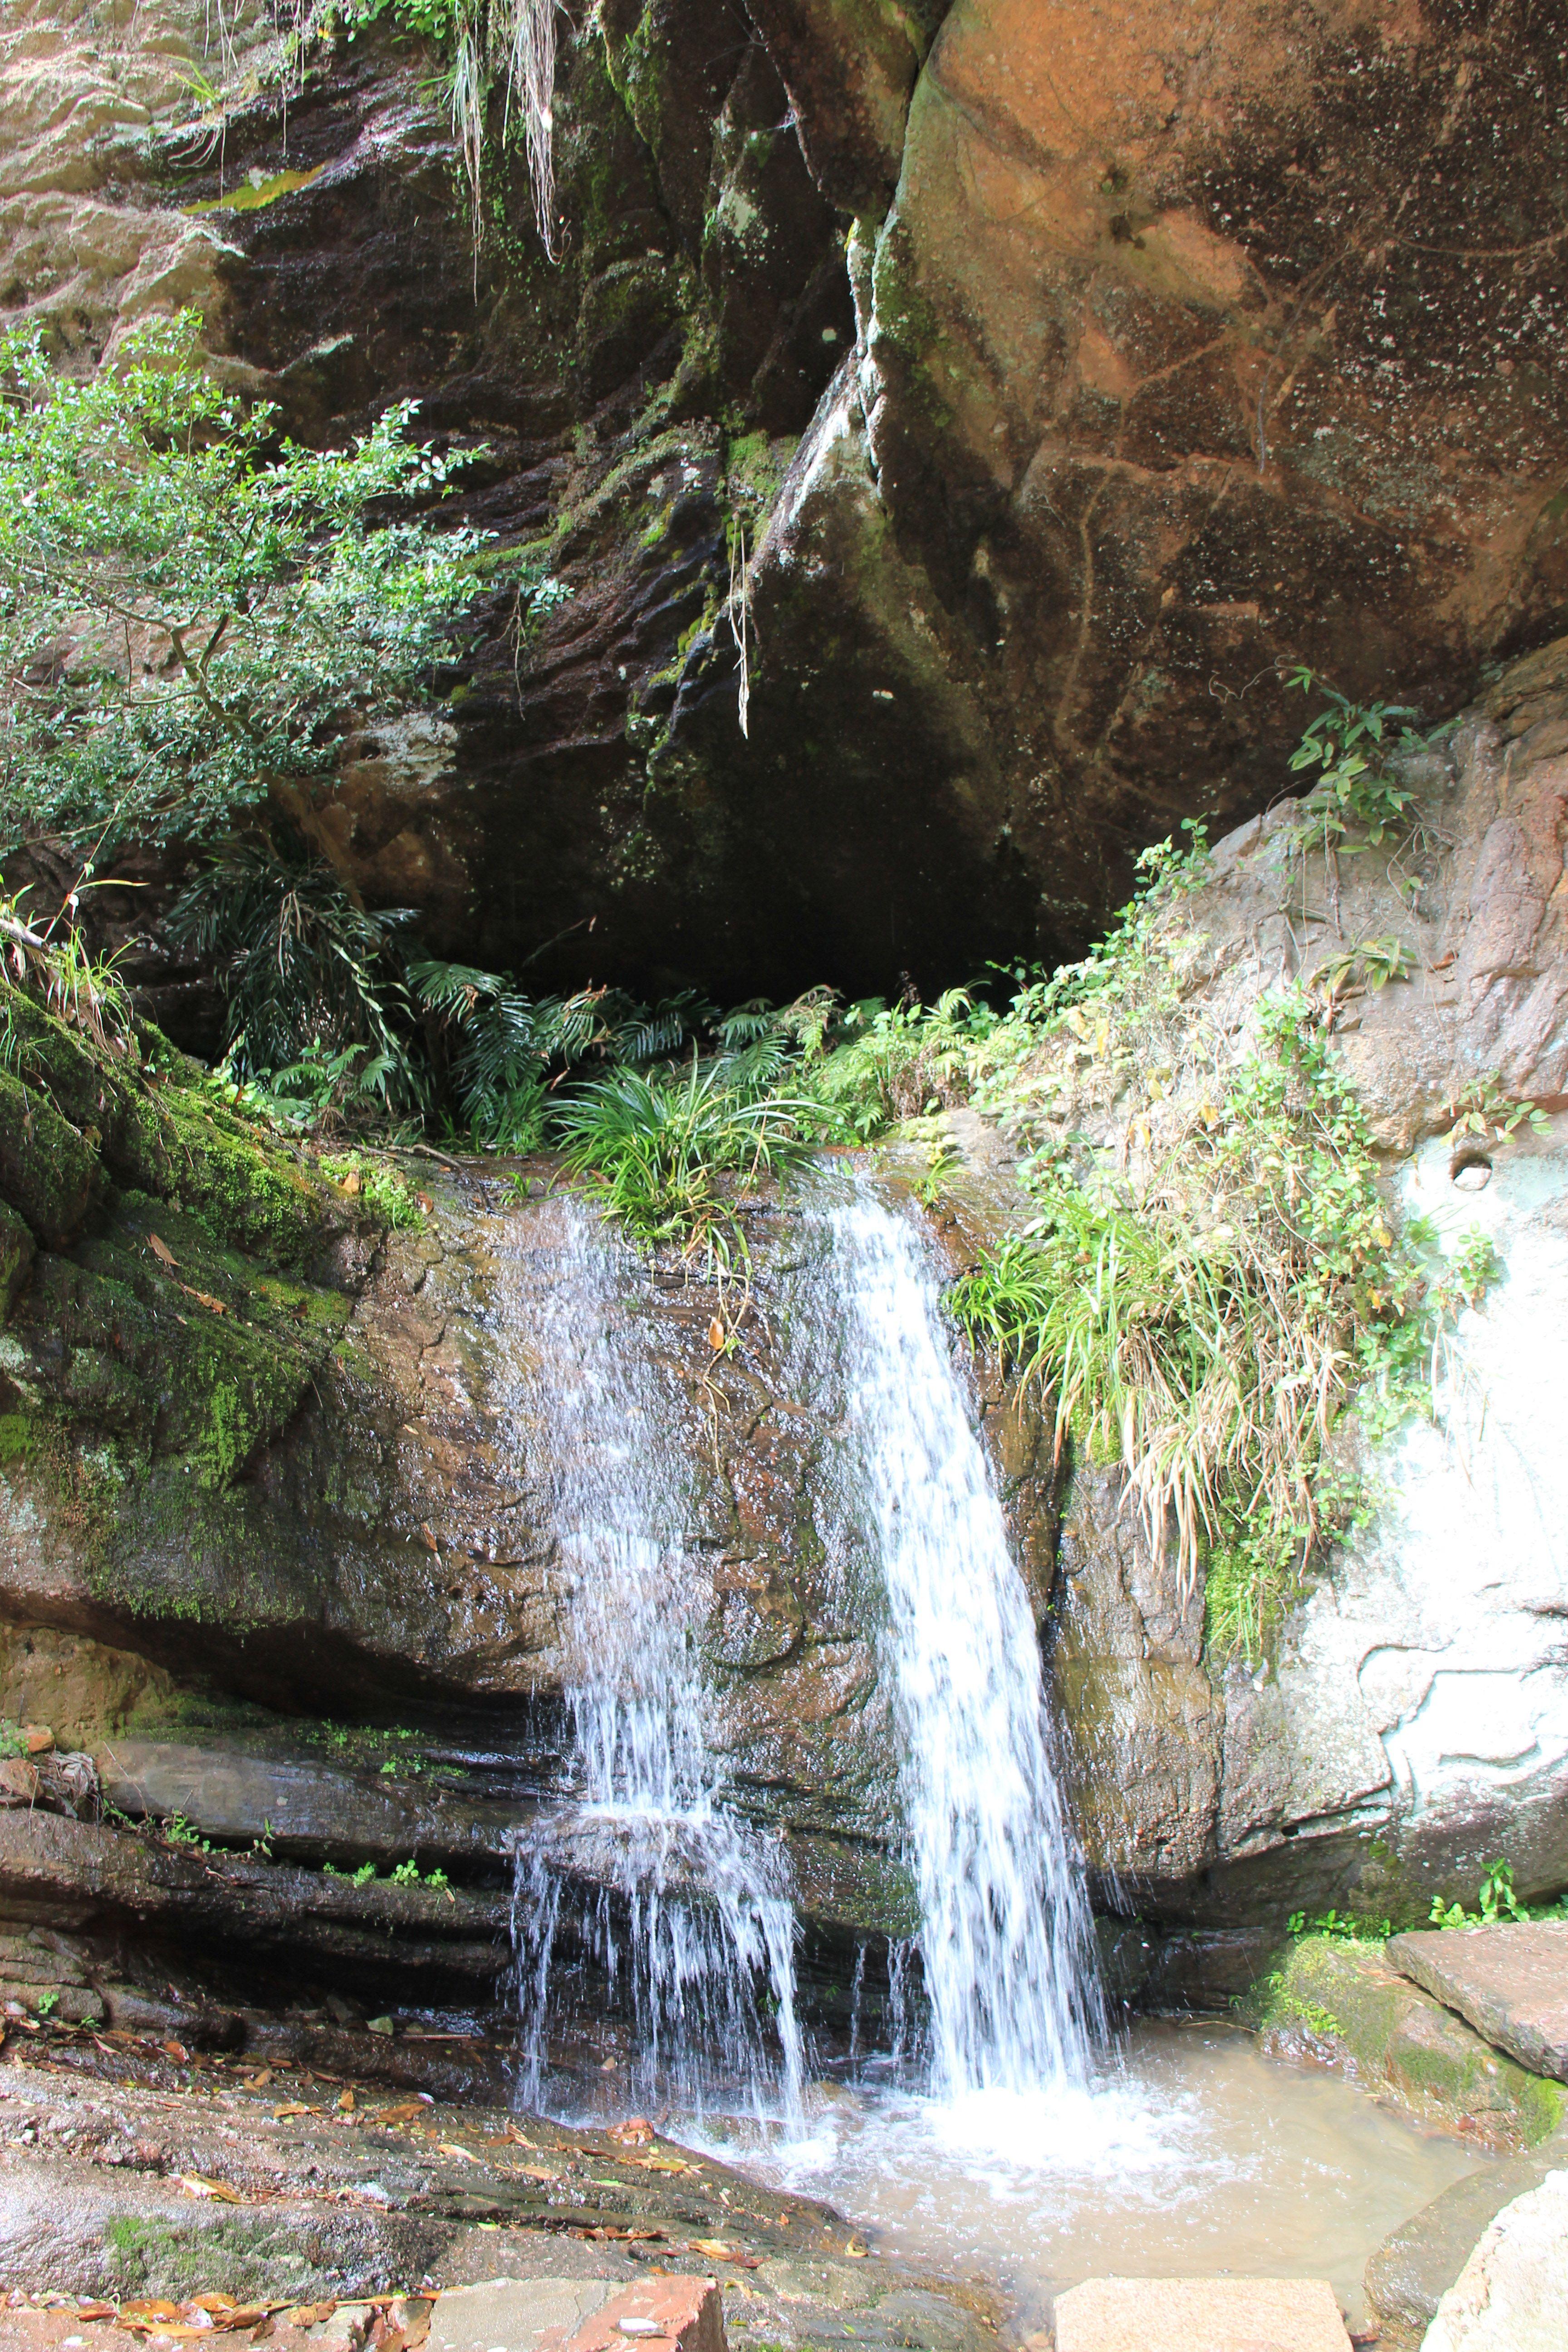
[502,1200,802,2121]
[802,1183,1103,2098]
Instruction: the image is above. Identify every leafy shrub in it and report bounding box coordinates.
[1284,669,1421,854]
[0,313,485,857]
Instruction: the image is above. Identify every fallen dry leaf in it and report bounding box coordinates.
[73,2304,118,2321]
[686,2242,760,2269]
[369,2101,426,2125]
[272,2102,311,2120]
[241,2069,273,2090]
[436,2141,477,2162]
[180,1285,228,1316]
[148,1234,178,1268]
[631,2155,693,2174]
[178,2175,243,2203]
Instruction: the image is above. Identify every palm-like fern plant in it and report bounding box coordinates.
[167,833,423,1110]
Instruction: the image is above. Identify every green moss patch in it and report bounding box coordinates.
[1248,1936,1564,2151]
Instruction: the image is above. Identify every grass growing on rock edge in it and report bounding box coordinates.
[937,777,1522,1661]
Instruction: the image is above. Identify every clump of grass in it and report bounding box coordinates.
[1,882,136,1073]
[946,698,1515,1658]
[551,1052,817,1264]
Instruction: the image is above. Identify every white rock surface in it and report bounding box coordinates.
[1420,2169,1568,2351]
[1270,1124,1568,1876]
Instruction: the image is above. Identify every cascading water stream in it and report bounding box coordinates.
[495,1181,1478,2332]
[503,1173,1098,2124]
[795,1180,1104,2101]
[500,1199,803,2122]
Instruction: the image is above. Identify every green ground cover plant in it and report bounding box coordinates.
[1427,1858,1568,1928]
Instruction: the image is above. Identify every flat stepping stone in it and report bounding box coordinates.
[1387,1924,1568,2082]
[428,2281,619,2352]
[429,2278,724,2352]
[1052,2277,1351,2351]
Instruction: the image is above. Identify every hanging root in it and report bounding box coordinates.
[294,0,561,263]
[498,0,560,260]
[728,521,752,739]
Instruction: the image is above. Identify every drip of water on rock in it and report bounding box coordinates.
[504,1199,802,2123]
[799,1181,1104,2098]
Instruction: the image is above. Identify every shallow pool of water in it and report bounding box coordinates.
[689,2021,1491,2331]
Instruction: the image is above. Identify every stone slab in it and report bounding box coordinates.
[427,2279,619,2352]
[554,2278,724,2352]
[1420,2168,1568,2351]
[1387,1926,1568,2083]
[1051,2277,1351,2351]
[1362,2129,1568,2352]
[430,2279,723,2352]
[94,1740,524,1872]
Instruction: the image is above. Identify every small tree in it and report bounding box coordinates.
[0,311,486,863]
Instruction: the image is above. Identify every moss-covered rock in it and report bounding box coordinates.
[1245,1936,1565,2154]
[0,1199,36,1322]
[0,1065,97,1249]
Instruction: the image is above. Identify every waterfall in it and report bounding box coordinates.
[503,1176,1098,2122]
[501,1200,803,2122]
[801,1182,1103,2099]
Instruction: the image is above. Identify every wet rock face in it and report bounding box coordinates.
[1044,635,1568,1943]
[737,0,1568,969]
[0,1165,931,1932]
[15,4,1565,1005]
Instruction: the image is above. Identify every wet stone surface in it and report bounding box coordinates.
[0,2024,996,2351]
[1386,1926,1568,2086]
